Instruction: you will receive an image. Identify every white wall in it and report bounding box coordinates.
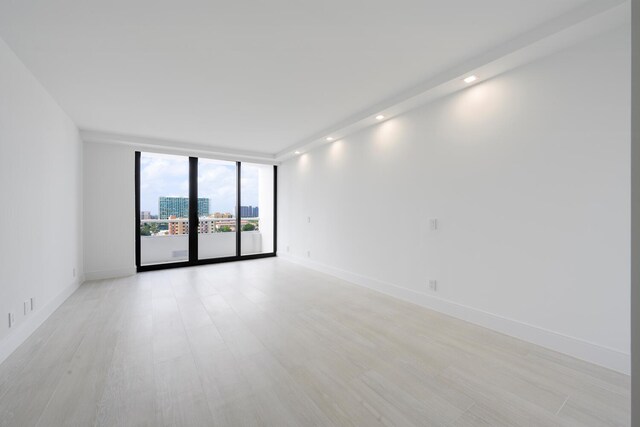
[83,141,136,280]
[630,0,639,420]
[279,27,631,373]
[0,37,83,363]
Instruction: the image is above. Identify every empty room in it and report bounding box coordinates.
[1,0,639,426]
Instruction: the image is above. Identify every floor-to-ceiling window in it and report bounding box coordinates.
[135,151,276,271]
[138,152,191,266]
[241,162,275,255]
[197,158,238,260]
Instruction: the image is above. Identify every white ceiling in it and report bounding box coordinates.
[0,0,596,155]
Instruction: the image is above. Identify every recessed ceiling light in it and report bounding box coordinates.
[464,75,478,84]
[294,151,301,155]
[325,137,334,142]
[376,115,385,120]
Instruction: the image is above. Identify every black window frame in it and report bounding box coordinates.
[135,151,277,272]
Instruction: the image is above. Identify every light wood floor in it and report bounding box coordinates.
[0,259,630,426]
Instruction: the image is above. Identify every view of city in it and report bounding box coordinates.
[138,152,275,263]
[140,196,260,236]
[140,153,262,237]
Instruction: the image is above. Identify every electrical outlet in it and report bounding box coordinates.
[8,313,15,328]
[30,297,35,311]
[307,216,311,224]
[307,250,311,258]
[428,279,438,292]
[429,218,439,231]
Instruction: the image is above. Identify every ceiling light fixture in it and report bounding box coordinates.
[376,115,385,120]
[325,137,334,142]
[294,151,301,155]
[464,75,478,84]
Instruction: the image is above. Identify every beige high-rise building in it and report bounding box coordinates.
[168,215,189,235]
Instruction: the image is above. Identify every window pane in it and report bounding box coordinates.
[198,158,237,259]
[241,163,274,255]
[139,152,190,265]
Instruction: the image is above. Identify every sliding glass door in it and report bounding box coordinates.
[241,162,275,255]
[135,151,276,271]
[197,158,238,260]
[138,152,190,266]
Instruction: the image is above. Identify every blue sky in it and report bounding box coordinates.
[140,152,259,215]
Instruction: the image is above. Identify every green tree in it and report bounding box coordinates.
[140,224,151,236]
[140,223,160,236]
[242,223,256,231]
[218,225,233,232]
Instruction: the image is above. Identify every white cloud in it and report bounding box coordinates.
[140,153,266,215]
[198,160,237,213]
[140,153,190,213]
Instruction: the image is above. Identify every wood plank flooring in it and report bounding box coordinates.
[0,259,630,426]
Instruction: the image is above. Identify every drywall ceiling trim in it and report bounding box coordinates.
[275,0,629,161]
[80,130,279,164]
[80,0,628,163]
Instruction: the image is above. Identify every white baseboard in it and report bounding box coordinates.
[279,253,630,375]
[84,267,136,281]
[0,279,81,366]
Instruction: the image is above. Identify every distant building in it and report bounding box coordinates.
[167,215,189,235]
[199,217,232,233]
[197,217,257,233]
[159,197,209,219]
[140,211,151,220]
[238,205,259,218]
[212,212,233,218]
[198,218,214,234]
